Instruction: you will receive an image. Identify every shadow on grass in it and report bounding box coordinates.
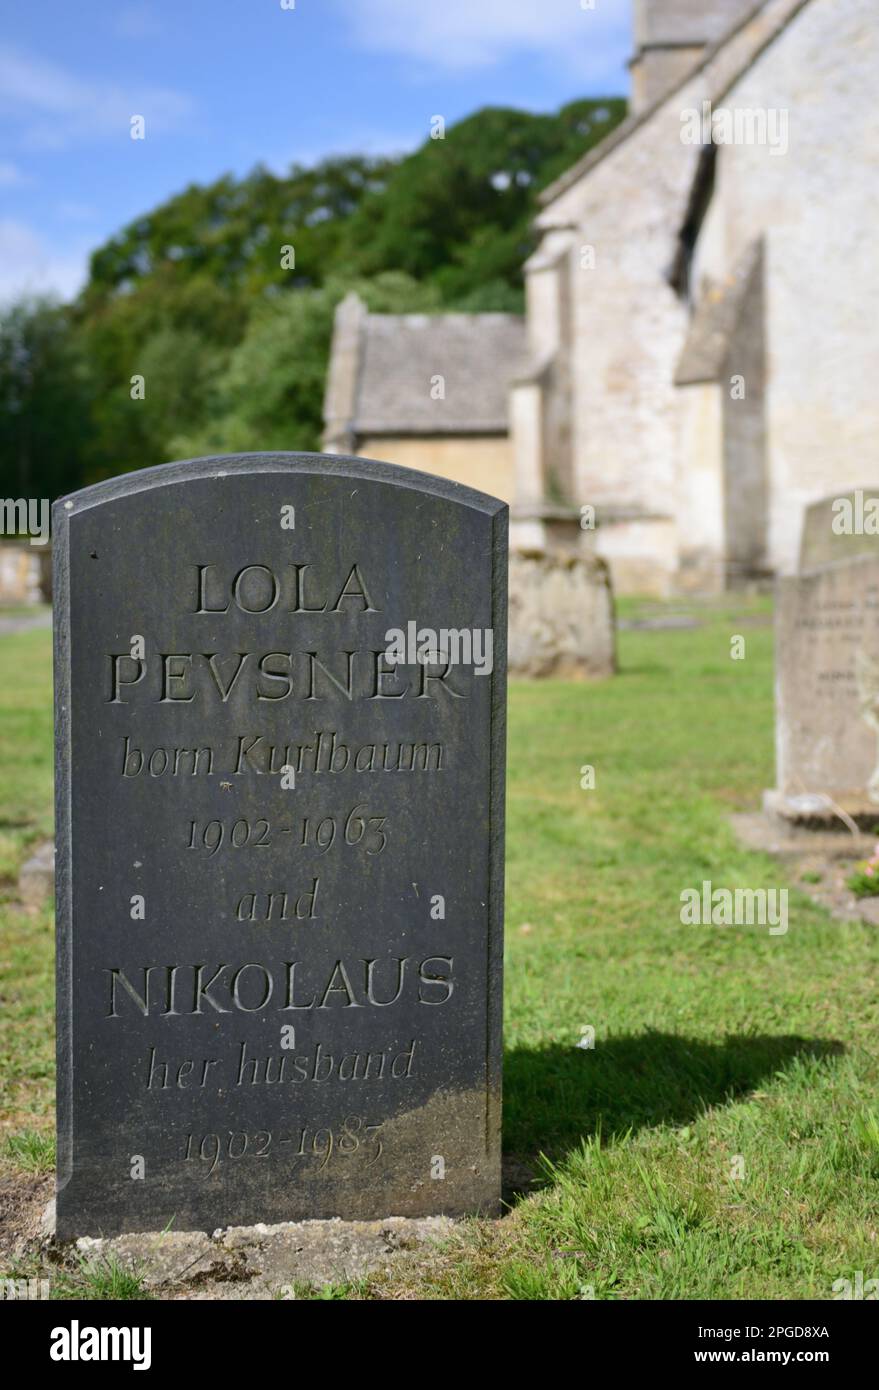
[502,1030,844,1186]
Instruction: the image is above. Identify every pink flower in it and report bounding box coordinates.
[866,866,874,877]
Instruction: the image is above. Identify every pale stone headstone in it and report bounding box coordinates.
[508,550,615,678]
[799,488,879,571]
[18,841,55,909]
[0,542,43,605]
[54,453,506,1238]
[771,552,879,818]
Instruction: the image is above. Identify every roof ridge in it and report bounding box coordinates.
[365,310,524,324]
[538,0,811,209]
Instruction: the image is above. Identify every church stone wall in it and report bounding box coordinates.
[696,0,879,575]
[631,46,705,114]
[634,0,756,47]
[675,381,726,591]
[535,2,801,536]
[630,1,763,114]
[531,0,865,595]
[357,436,516,506]
[722,246,768,582]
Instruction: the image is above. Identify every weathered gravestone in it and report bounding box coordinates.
[0,541,43,605]
[507,549,616,679]
[799,488,879,572]
[769,495,879,823]
[54,453,506,1239]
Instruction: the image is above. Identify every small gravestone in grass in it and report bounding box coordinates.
[767,489,879,829]
[53,453,506,1239]
[798,488,879,572]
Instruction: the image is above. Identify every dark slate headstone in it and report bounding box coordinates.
[54,453,506,1239]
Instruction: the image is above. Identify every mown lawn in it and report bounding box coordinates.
[0,625,54,1139]
[1,599,878,1299]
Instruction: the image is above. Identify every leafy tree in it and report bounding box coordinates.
[339,100,626,298]
[170,287,336,459]
[81,156,396,312]
[0,298,95,499]
[76,271,245,478]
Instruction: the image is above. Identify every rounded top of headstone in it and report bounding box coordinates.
[53,452,508,521]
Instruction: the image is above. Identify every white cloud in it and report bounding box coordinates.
[0,219,92,305]
[0,43,192,151]
[339,0,631,80]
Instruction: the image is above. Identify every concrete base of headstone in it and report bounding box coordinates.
[733,811,875,861]
[762,789,879,834]
[508,549,616,678]
[18,841,55,908]
[68,1216,454,1296]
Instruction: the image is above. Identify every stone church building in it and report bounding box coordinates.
[325,0,878,596]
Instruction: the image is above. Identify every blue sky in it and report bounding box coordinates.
[0,0,631,303]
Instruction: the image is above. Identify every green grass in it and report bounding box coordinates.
[0,625,53,881]
[274,1279,368,1300]
[1,600,877,1299]
[2,1128,55,1173]
[49,1254,153,1301]
[0,627,54,1139]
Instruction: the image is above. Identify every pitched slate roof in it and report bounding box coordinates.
[324,295,527,439]
[359,312,527,433]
